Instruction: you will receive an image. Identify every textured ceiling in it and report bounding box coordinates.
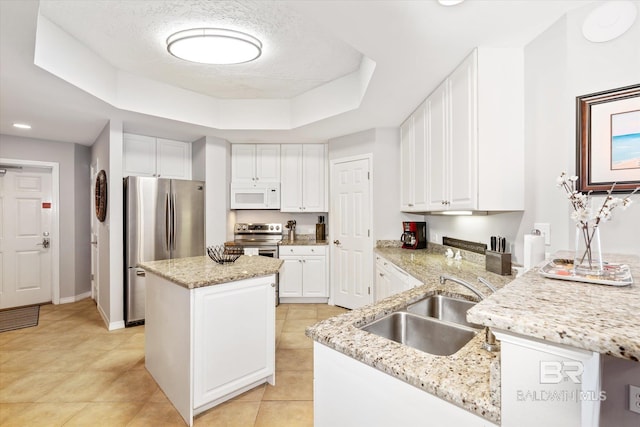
[38,0,363,99]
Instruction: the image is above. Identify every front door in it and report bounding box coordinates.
[0,167,53,308]
[330,156,373,309]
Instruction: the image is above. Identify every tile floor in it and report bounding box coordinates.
[0,299,348,426]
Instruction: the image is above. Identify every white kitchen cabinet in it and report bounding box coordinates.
[419,48,524,212]
[375,254,421,302]
[145,272,276,426]
[231,144,280,183]
[281,144,328,212]
[279,245,328,302]
[123,133,192,179]
[314,343,497,427]
[400,102,428,212]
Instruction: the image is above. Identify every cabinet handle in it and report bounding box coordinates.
[379,272,385,277]
[408,203,414,207]
[271,283,275,287]
[333,240,341,245]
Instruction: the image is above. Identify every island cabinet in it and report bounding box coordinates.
[314,344,497,427]
[145,272,276,426]
[375,254,422,302]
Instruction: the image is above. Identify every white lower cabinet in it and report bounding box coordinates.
[279,246,328,302]
[145,273,275,426]
[314,343,497,427]
[375,254,421,302]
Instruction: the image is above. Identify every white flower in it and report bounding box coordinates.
[571,208,591,223]
[569,176,578,182]
[622,197,633,209]
[597,207,612,222]
[607,197,623,209]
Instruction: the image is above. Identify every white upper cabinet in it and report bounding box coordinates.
[232,144,280,184]
[401,102,428,212]
[405,47,524,212]
[281,144,327,212]
[123,133,191,180]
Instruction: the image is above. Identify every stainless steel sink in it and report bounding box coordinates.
[360,312,477,356]
[406,294,480,329]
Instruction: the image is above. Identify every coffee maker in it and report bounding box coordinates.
[401,221,427,249]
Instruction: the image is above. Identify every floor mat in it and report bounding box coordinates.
[0,305,40,333]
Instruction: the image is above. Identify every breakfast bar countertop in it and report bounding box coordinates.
[468,252,640,362]
[139,255,283,289]
[306,247,515,424]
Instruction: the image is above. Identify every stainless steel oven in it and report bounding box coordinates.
[229,223,283,304]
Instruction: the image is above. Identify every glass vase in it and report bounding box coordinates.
[574,224,603,275]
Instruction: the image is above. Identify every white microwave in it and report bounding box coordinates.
[230,182,281,209]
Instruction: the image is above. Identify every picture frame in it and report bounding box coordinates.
[576,84,640,193]
[95,170,107,222]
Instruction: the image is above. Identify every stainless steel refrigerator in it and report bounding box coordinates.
[124,176,205,326]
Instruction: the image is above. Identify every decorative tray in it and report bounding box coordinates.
[539,259,633,286]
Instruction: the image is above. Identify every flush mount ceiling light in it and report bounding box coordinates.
[12,123,31,129]
[438,0,465,6]
[582,1,637,43]
[166,28,262,65]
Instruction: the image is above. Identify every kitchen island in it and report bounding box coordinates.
[139,255,283,427]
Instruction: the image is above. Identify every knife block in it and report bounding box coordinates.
[486,250,512,275]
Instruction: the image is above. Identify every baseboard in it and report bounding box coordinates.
[96,301,125,331]
[58,291,92,305]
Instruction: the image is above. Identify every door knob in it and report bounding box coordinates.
[37,237,50,249]
[333,240,341,245]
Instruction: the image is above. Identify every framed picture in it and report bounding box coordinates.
[576,84,640,193]
[95,170,107,222]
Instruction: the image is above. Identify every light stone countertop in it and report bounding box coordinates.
[306,247,515,424]
[139,255,283,289]
[468,252,640,362]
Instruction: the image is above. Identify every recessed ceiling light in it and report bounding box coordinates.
[166,28,262,65]
[13,123,31,129]
[582,1,637,43]
[438,0,465,6]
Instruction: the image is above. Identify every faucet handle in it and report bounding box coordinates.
[477,277,498,293]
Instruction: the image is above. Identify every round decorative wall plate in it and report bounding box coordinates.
[95,170,107,222]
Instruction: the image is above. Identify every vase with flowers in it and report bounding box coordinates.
[556,172,638,275]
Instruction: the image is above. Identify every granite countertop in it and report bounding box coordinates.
[306,247,515,424]
[468,252,640,362]
[139,255,283,289]
[278,238,328,246]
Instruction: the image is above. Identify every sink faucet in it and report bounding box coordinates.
[439,275,500,352]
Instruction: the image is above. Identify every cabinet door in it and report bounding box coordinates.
[279,256,303,297]
[412,103,428,210]
[156,138,192,179]
[400,117,414,210]
[301,144,327,212]
[280,144,303,212]
[302,255,327,297]
[193,277,275,408]
[448,52,477,210]
[123,133,156,177]
[256,144,280,182]
[426,81,449,210]
[375,262,391,302]
[232,145,257,182]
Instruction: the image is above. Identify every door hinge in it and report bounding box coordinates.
[368,287,371,295]
[367,171,370,180]
[368,229,370,237]
[91,274,94,281]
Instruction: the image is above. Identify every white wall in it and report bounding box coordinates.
[192,135,232,244]
[328,128,414,241]
[0,133,91,300]
[425,2,640,263]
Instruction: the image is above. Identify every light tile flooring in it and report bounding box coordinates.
[0,299,348,426]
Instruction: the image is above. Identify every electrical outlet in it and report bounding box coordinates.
[534,223,551,246]
[630,385,640,414]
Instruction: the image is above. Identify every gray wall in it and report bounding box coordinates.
[0,133,91,300]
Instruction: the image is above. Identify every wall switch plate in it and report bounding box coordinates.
[534,223,551,246]
[630,384,640,414]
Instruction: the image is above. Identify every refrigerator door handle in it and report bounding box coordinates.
[171,193,177,250]
[165,193,171,252]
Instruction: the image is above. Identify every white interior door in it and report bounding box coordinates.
[90,163,98,301]
[0,167,53,308]
[330,156,373,309]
